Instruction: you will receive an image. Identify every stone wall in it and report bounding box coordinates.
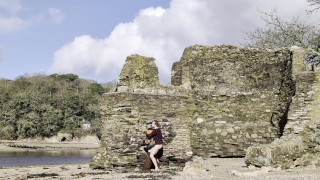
[91,45,298,170]
[90,93,195,169]
[245,47,320,168]
[117,54,159,93]
[175,45,295,157]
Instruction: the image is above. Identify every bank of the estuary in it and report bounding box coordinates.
[0,157,319,180]
[0,141,99,151]
[0,135,100,151]
[0,138,99,168]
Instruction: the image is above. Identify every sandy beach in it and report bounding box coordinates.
[0,158,318,180]
[0,155,319,179]
[0,140,319,179]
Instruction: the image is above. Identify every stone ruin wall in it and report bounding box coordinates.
[90,45,320,170]
[173,46,294,157]
[90,92,195,169]
[90,55,194,170]
[116,54,160,92]
[245,47,320,168]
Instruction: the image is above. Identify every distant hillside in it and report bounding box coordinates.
[0,73,111,140]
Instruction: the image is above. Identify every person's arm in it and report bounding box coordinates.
[146,129,157,139]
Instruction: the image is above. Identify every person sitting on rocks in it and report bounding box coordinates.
[146,120,163,171]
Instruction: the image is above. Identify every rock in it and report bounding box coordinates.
[14,174,28,180]
[245,137,306,167]
[197,117,204,123]
[57,132,73,142]
[182,157,206,175]
[231,166,280,177]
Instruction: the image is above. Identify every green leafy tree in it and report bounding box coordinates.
[0,74,105,139]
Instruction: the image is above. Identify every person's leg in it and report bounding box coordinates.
[155,148,163,168]
[149,145,163,170]
[156,159,161,169]
[149,147,159,170]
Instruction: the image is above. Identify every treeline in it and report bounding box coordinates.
[0,74,114,140]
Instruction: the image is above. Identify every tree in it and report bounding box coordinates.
[244,0,320,50]
[307,0,320,12]
[243,10,320,50]
[88,83,105,95]
[0,74,104,139]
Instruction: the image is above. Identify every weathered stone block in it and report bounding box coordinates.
[244,137,306,167]
[117,54,159,91]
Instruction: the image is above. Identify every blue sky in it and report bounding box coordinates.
[0,0,319,83]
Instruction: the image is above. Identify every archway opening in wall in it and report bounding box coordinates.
[61,137,66,142]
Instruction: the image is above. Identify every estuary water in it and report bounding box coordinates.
[0,149,96,167]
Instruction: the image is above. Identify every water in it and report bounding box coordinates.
[0,150,96,167]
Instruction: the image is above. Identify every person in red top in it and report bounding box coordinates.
[146,120,163,171]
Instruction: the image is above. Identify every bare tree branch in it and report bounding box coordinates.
[307,0,320,13]
[243,10,320,50]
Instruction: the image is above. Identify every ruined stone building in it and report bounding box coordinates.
[90,45,320,170]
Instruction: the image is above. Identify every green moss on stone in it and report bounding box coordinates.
[188,104,198,111]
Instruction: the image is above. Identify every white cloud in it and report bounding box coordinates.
[50,0,315,83]
[0,0,31,32]
[0,16,30,32]
[48,8,65,24]
[0,0,21,15]
[0,1,61,33]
